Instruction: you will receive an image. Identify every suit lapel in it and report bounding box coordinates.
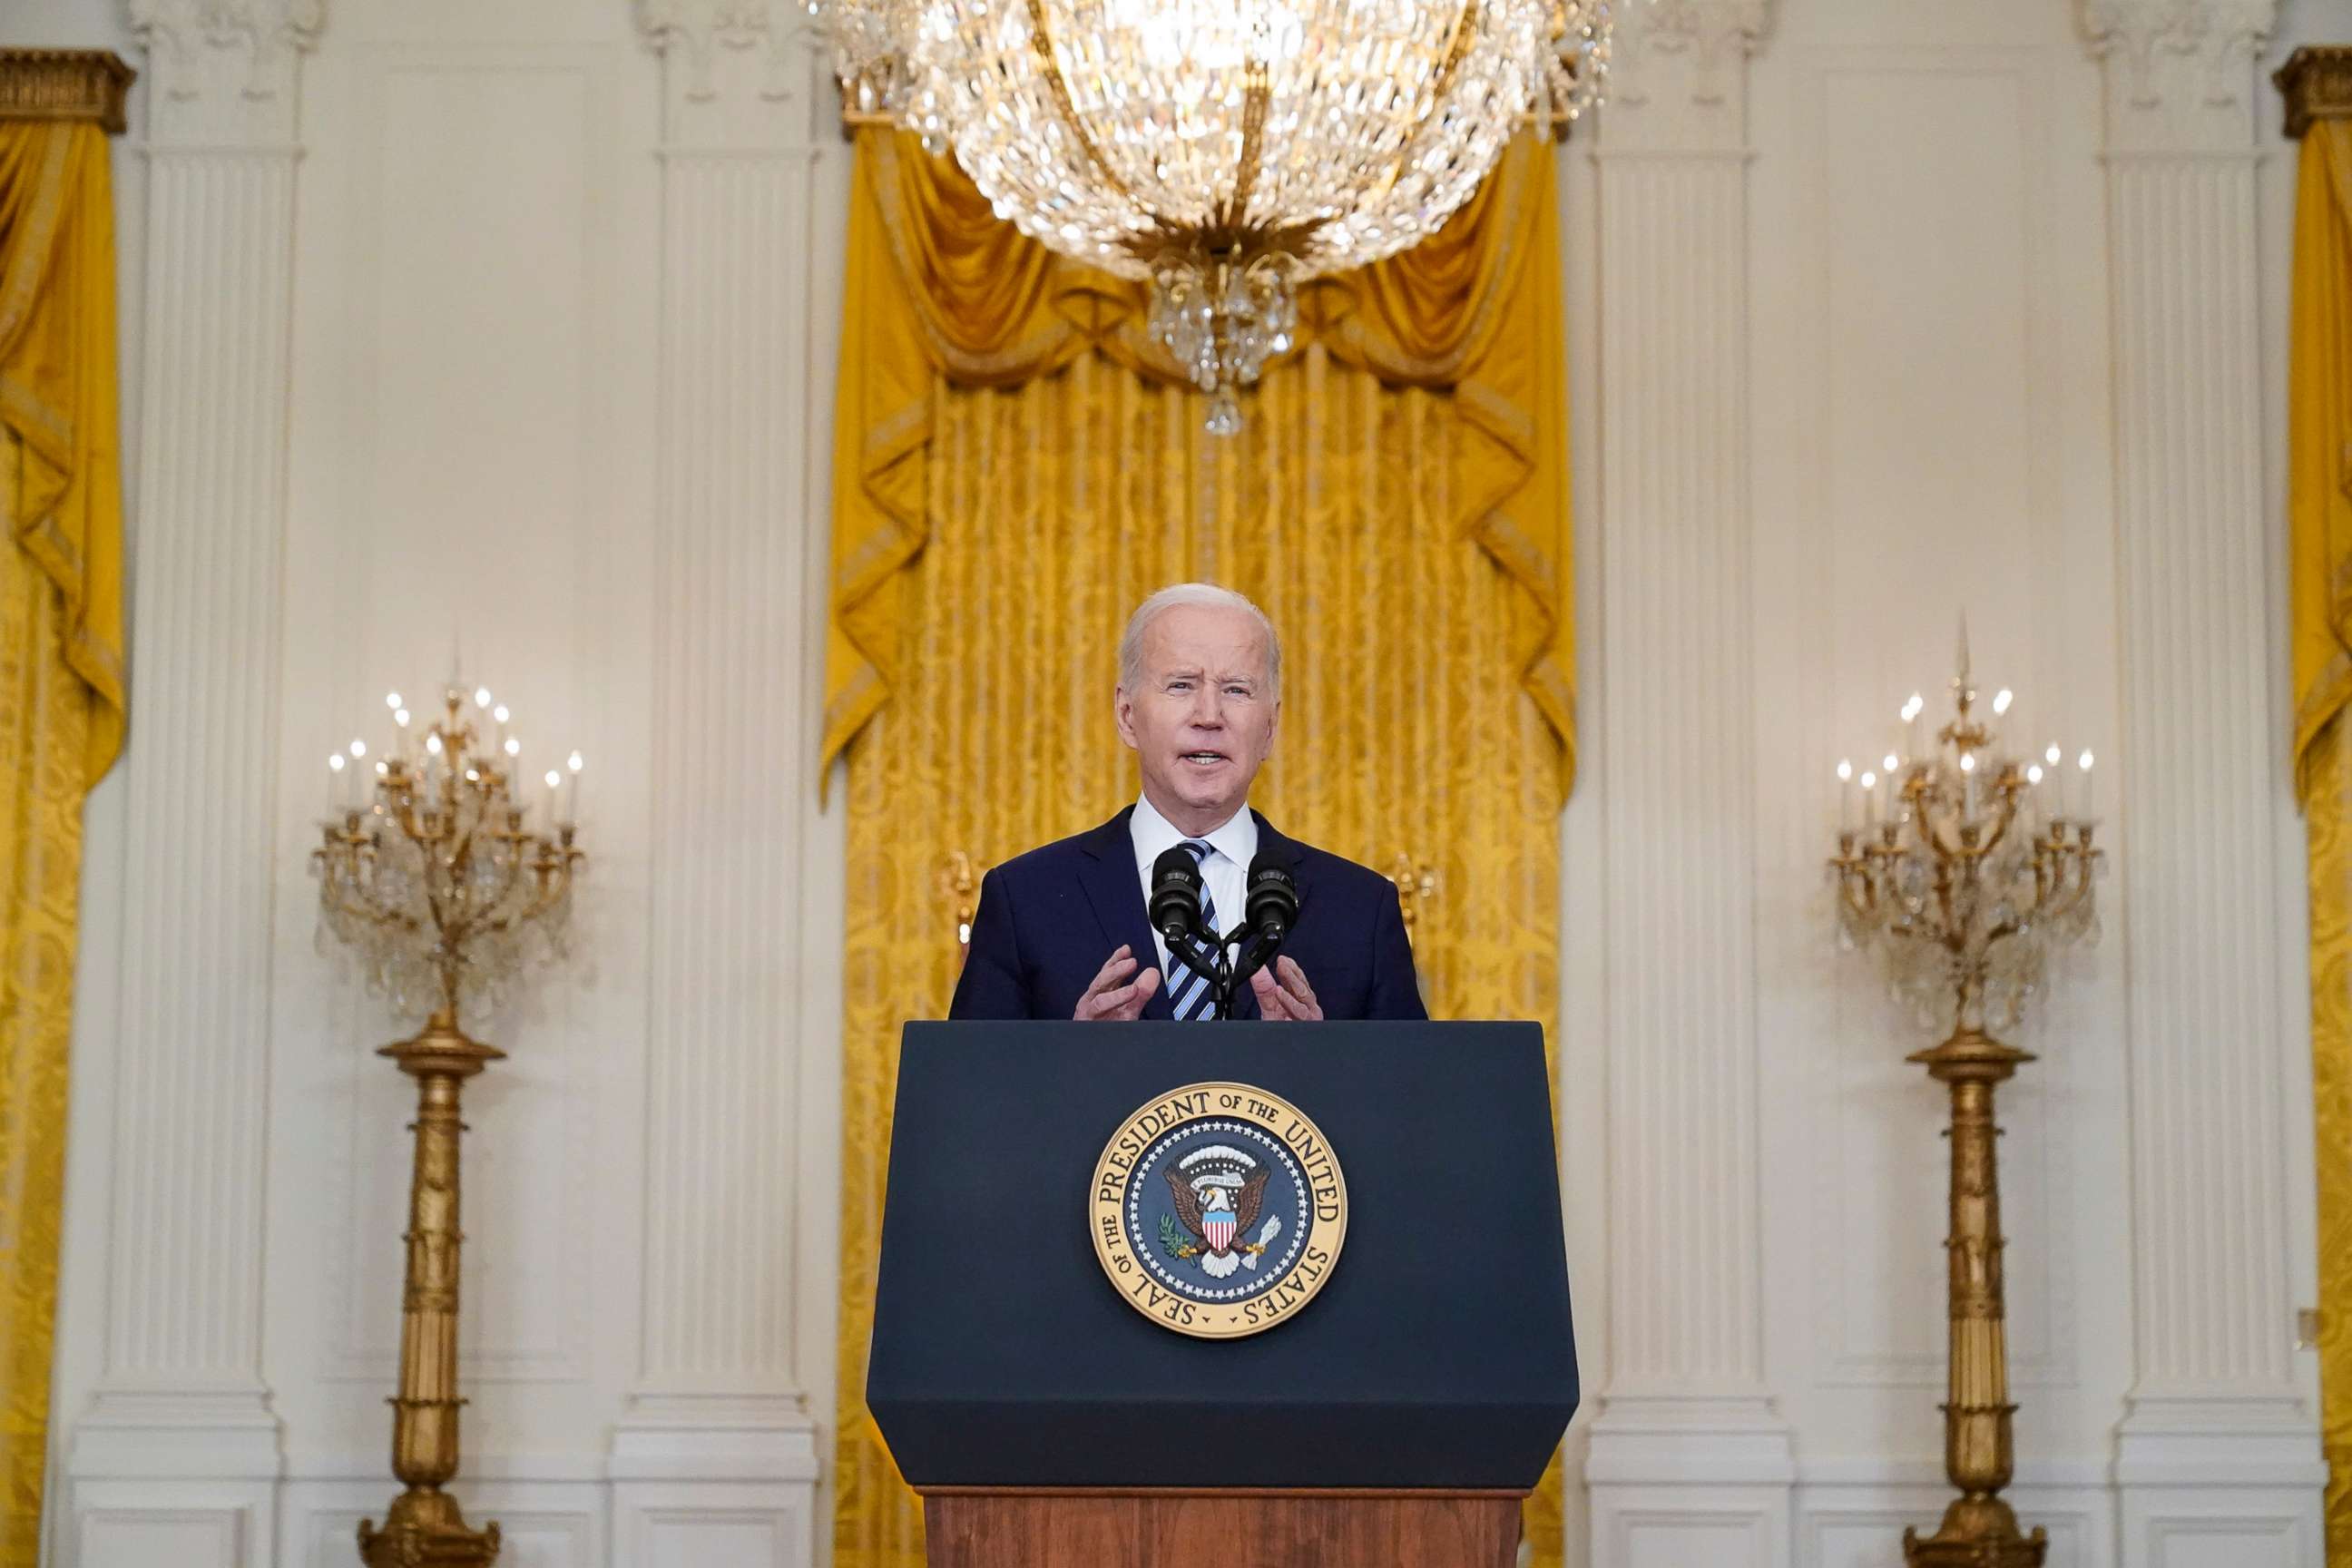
[1075,807,1175,1021]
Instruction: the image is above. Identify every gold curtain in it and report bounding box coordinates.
[2291,99,2352,1568]
[828,128,1573,1568]
[0,105,128,1564]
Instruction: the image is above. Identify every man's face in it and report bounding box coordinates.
[1116,603,1279,832]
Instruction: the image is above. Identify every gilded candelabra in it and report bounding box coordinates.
[1828,638,2100,1568]
[313,685,585,1568]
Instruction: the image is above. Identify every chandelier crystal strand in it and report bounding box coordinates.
[809,0,1622,430]
[808,0,923,119]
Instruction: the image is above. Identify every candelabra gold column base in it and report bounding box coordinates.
[358,1014,505,1568]
[358,1491,503,1568]
[1902,1499,2048,1568]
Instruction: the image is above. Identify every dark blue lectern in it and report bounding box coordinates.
[867,1021,1578,1568]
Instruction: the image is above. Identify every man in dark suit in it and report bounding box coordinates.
[949,583,1426,1023]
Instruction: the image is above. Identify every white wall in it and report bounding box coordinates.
[34,3,849,1565]
[1570,0,2336,1564]
[15,0,2339,1564]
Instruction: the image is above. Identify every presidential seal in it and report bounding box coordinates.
[1090,1081,1347,1339]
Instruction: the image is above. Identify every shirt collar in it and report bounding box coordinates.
[1131,793,1259,872]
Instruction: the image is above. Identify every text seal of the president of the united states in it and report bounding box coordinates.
[1091,1081,1348,1339]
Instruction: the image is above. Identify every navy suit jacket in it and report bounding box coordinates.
[947,807,1428,1022]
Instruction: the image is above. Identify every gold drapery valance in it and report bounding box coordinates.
[0,115,125,782]
[0,50,131,1565]
[2282,44,2352,1566]
[823,126,1575,805]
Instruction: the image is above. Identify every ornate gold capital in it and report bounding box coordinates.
[2278,45,2352,141]
[0,50,134,135]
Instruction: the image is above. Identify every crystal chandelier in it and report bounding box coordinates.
[814,0,1618,432]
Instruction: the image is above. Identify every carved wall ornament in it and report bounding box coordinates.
[637,0,808,105]
[2079,0,2277,113]
[1607,0,1771,110]
[126,0,322,103]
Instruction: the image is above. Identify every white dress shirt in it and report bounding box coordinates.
[1128,794,1257,983]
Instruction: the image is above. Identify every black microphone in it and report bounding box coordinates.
[1149,845,1209,945]
[1231,852,1298,990]
[1244,854,1298,942]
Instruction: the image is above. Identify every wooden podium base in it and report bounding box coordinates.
[919,1486,1526,1568]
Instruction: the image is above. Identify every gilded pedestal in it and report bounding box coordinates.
[358,1012,504,1568]
[1899,1030,2047,1568]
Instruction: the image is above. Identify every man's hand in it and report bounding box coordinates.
[1250,956,1324,1021]
[1075,945,1161,1021]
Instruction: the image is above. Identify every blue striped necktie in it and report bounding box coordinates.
[1168,838,1220,1022]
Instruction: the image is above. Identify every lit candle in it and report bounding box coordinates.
[2044,743,2065,817]
[565,750,584,822]
[2077,749,2095,820]
[1859,769,1879,828]
[1905,693,1926,760]
[544,768,563,828]
[1836,759,1854,831]
[328,751,348,812]
[1960,750,1977,818]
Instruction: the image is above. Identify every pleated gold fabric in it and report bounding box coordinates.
[0,119,127,1564]
[823,127,1574,792]
[828,129,1573,1568]
[2291,115,2352,1568]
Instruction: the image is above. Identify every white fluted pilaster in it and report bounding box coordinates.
[607,8,824,1559]
[65,5,316,1561]
[2082,0,2325,1553]
[1583,5,1792,1563]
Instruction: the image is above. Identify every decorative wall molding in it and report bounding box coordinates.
[1602,0,1770,143]
[603,17,830,1546]
[1586,8,1792,1559]
[126,0,318,141]
[62,1,319,1554]
[2081,0,2327,1554]
[637,0,819,150]
[2079,0,2278,150]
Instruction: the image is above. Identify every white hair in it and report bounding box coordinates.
[1118,583,1281,701]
